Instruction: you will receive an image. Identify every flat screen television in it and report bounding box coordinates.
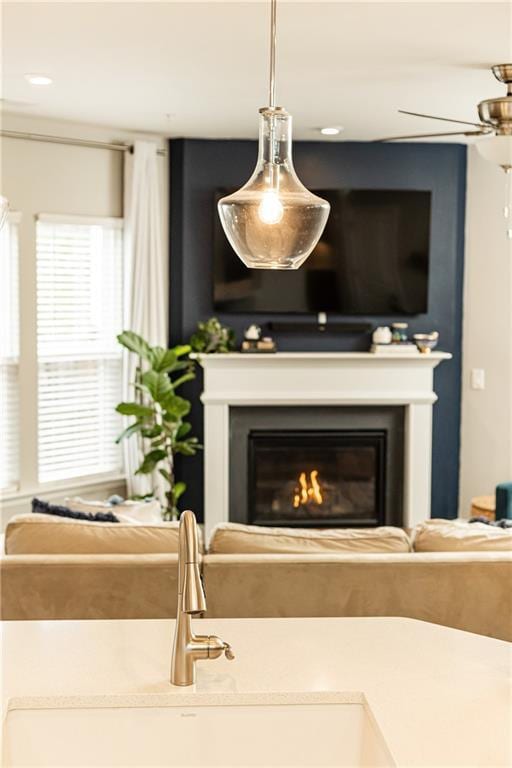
[213,188,431,315]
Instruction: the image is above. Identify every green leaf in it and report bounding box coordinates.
[171,372,195,390]
[116,402,154,419]
[158,468,172,483]
[173,481,187,503]
[174,441,197,456]
[162,394,191,418]
[136,449,167,475]
[173,345,191,358]
[141,370,173,403]
[141,424,163,439]
[171,361,194,372]
[117,331,152,361]
[189,332,205,353]
[115,421,143,444]
[176,422,192,439]
[150,348,179,373]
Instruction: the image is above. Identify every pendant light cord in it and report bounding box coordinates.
[269,0,277,107]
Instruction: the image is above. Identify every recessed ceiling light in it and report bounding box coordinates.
[320,126,343,136]
[25,74,53,86]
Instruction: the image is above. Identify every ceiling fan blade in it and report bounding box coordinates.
[376,129,489,142]
[398,109,487,129]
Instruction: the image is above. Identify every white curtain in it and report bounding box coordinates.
[123,140,167,499]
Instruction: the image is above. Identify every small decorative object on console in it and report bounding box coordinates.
[241,337,277,353]
[371,343,419,355]
[372,326,392,345]
[241,329,277,353]
[391,322,409,343]
[245,324,262,341]
[413,332,439,354]
[372,322,417,354]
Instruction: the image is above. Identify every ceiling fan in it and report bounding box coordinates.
[380,63,512,171]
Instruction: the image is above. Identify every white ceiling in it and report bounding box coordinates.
[2,1,511,141]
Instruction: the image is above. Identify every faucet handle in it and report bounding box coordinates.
[223,642,235,661]
[206,635,235,661]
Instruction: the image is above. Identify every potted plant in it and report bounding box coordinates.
[115,331,201,520]
[190,317,236,354]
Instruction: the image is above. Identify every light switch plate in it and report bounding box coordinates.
[471,368,485,390]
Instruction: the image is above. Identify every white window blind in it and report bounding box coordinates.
[36,215,124,483]
[0,213,21,491]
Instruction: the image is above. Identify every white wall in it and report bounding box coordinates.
[0,112,168,527]
[459,146,512,517]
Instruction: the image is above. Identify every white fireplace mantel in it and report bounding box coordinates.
[195,352,452,539]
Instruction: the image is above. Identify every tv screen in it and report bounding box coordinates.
[213,188,431,315]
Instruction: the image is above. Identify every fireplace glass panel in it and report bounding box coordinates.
[249,430,385,527]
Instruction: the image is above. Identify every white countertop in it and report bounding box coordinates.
[1,617,510,767]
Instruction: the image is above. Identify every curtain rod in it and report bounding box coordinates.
[0,129,167,156]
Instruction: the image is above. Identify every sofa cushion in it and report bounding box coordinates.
[413,519,512,552]
[208,522,411,554]
[32,497,120,523]
[65,496,162,524]
[4,513,193,555]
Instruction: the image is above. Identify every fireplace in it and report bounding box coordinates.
[199,352,450,536]
[249,430,386,527]
[230,406,404,528]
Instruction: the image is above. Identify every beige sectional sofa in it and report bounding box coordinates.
[202,552,511,641]
[2,516,511,643]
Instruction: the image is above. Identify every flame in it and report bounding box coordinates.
[293,470,323,508]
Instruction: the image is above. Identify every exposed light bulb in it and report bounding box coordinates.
[258,190,284,224]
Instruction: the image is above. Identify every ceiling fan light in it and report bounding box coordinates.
[476,135,512,169]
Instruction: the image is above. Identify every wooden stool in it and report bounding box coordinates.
[470,494,495,521]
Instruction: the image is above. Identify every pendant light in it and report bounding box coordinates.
[217,0,330,270]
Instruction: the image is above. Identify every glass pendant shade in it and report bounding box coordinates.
[218,108,330,269]
[476,135,512,169]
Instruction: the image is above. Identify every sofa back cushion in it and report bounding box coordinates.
[65,497,162,524]
[208,522,411,554]
[413,519,512,552]
[32,497,120,523]
[4,513,195,555]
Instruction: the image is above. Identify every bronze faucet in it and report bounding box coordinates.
[170,510,234,686]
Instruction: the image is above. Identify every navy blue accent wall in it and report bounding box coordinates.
[169,139,466,522]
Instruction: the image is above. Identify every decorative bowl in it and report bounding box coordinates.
[413,332,439,354]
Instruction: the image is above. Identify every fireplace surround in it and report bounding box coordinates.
[195,351,451,539]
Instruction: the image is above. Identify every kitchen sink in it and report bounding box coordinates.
[2,691,395,767]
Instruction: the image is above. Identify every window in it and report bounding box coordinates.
[36,215,124,483]
[0,213,21,491]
